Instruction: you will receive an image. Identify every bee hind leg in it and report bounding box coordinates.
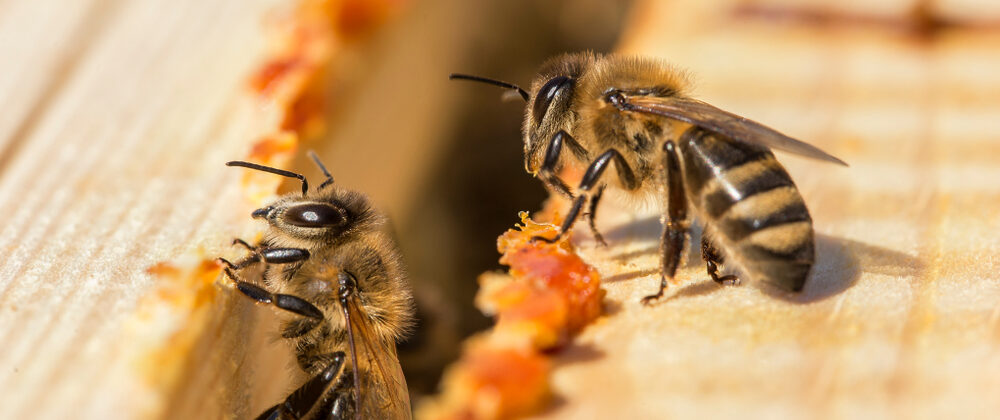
[255,352,347,420]
[641,141,688,305]
[313,387,354,420]
[701,237,740,286]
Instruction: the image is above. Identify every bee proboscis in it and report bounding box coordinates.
[452,52,846,303]
[219,152,413,419]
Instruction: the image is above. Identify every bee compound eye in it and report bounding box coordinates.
[532,76,573,124]
[284,204,345,228]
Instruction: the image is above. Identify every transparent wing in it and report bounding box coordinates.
[620,95,848,166]
[343,295,411,420]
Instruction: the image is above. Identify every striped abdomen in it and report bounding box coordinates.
[677,127,814,292]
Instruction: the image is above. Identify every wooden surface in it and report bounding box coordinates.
[0,0,286,417]
[529,1,1000,419]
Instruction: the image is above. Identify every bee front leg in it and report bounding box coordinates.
[255,352,347,420]
[533,147,636,244]
[642,141,688,305]
[220,239,311,271]
[587,185,608,246]
[232,238,257,251]
[701,237,740,286]
[258,248,311,264]
[219,267,325,321]
[538,130,574,199]
[218,238,263,270]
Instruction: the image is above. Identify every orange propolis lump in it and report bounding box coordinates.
[336,0,405,40]
[478,274,568,349]
[145,259,223,311]
[248,131,298,165]
[242,0,409,202]
[241,132,300,204]
[420,338,550,420]
[419,213,604,420]
[496,212,605,335]
[250,2,329,141]
[250,0,408,139]
[135,257,224,393]
[249,1,330,138]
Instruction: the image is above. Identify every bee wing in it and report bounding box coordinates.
[343,295,412,419]
[620,95,848,166]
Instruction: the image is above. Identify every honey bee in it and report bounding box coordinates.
[452,52,846,303]
[219,152,413,419]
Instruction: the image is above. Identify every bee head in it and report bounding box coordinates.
[521,53,595,175]
[228,152,378,244]
[522,74,575,174]
[449,53,594,174]
[252,192,374,243]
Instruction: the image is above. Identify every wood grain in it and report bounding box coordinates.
[0,0,285,417]
[0,0,485,417]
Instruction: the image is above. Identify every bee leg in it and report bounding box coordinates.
[532,194,586,244]
[221,268,325,320]
[538,130,574,199]
[586,185,608,246]
[304,374,355,420]
[219,243,309,271]
[218,257,254,272]
[255,352,347,420]
[258,247,311,264]
[216,249,260,270]
[533,148,636,244]
[232,238,257,251]
[542,175,573,200]
[642,141,688,305]
[701,237,740,286]
[310,390,353,420]
[326,392,353,420]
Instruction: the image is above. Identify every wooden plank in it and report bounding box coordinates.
[0,0,480,417]
[0,0,281,417]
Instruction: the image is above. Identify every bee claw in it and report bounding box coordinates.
[217,257,237,270]
[640,293,662,306]
[641,277,669,305]
[231,238,257,251]
[713,275,740,287]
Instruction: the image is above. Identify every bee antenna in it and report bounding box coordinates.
[226,161,309,195]
[449,73,529,102]
[308,150,334,189]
